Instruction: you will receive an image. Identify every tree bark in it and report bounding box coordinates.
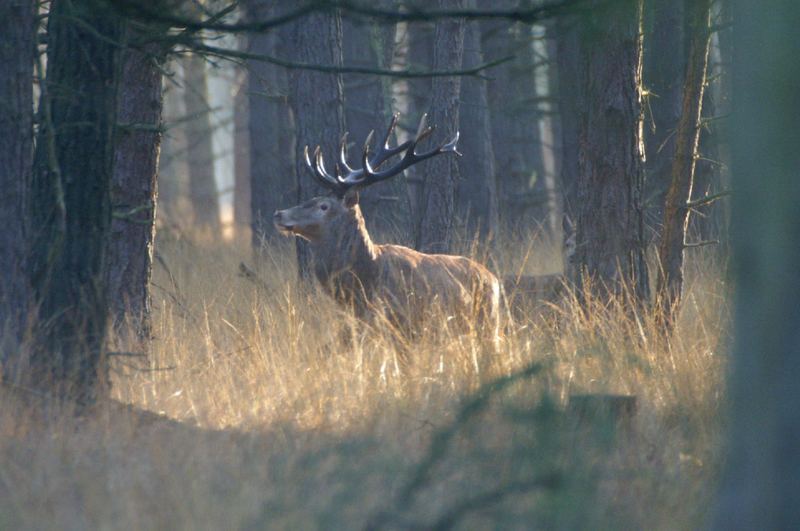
[106,29,164,339]
[456,15,498,242]
[712,1,800,527]
[245,0,295,254]
[643,0,686,239]
[414,0,466,254]
[0,0,34,372]
[656,0,712,321]
[573,0,649,301]
[28,0,123,405]
[287,10,346,275]
[182,50,220,233]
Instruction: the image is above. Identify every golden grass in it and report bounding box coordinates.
[0,230,729,530]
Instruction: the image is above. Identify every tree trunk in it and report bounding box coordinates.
[233,70,251,234]
[0,0,34,373]
[287,10,346,276]
[342,14,407,239]
[573,0,649,301]
[456,15,498,242]
[656,0,713,321]
[414,0,466,254]
[28,0,123,405]
[531,23,559,242]
[554,10,580,232]
[484,12,547,238]
[712,1,800,527]
[182,50,220,234]
[106,29,164,340]
[643,0,686,240]
[157,77,186,227]
[246,0,295,255]
[405,19,434,222]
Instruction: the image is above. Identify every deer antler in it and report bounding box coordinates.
[303,113,460,197]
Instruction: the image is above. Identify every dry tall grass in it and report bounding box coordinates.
[0,230,729,530]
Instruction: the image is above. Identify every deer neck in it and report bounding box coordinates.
[312,206,379,293]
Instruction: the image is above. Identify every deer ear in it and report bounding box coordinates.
[343,190,359,209]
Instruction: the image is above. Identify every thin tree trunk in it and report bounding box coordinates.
[457,15,498,242]
[29,0,122,405]
[555,10,580,231]
[405,18,434,222]
[415,0,466,254]
[656,0,712,320]
[246,0,295,255]
[712,1,800,527]
[532,23,559,242]
[182,50,220,233]
[0,0,34,373]
[287,10,346,276]
[106,30,164,339]
[233,71,251,234]
[157,77,186,227]
[689,72,722,241]
[573,0,649,301]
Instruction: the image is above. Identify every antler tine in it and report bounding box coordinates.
[416,113,429,138]
[338,132,357,175]
[359,117,461,184]
[314,146,340,186]
[381,113,400,149]
[359,130,375,180]
[305,145,338,190]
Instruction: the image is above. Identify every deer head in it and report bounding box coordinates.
[273,113,460,243]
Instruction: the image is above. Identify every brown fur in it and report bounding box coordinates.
[274,193,501,345]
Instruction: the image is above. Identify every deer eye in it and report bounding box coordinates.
[320,204,329,211]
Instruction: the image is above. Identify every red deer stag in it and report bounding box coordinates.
[273,114,501,348]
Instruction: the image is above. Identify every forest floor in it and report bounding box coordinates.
[0,229,729,530]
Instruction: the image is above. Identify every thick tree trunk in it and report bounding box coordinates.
[656,0,712,321]
[246,0,295,254]
[287,11,346,276]
[457,16,498,242]
[0,0,34,372]
[342,15,407,238]
[28,0,122,405]
[712,1,800,527]
[182,51,220,234]
[643,0,686,239]
[573,0,649,301]
[414,0,466,254]
[106,30,164,339]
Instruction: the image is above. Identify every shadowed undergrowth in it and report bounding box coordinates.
[0,231,729,530]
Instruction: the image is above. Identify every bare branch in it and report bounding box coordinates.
[683,240,720,249]
[189,41,513,78]
[103,0,588,34]
[686,189,732,208]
